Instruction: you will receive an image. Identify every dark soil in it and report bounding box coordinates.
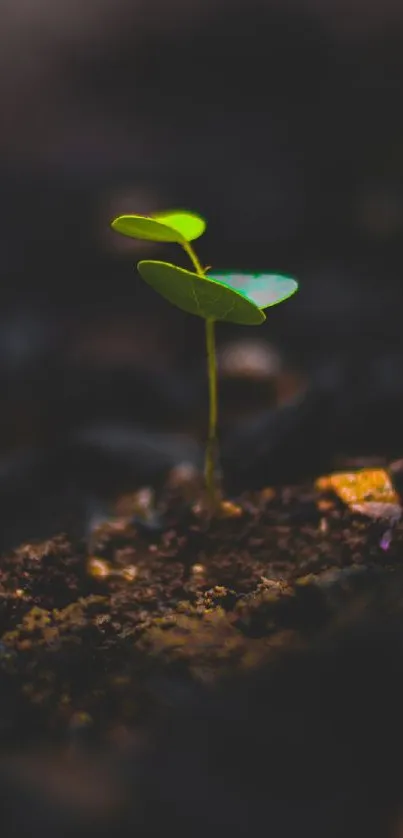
[2,470,403,837]
[0,476,395,738]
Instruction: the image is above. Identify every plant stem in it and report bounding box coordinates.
[182,241,220,508]
[182,241,204,277]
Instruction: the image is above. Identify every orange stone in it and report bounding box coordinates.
[315,469,399,506]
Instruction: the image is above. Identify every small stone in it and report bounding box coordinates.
[316,469,399,507]
[217,500,243,519]
[119,565,138,582]
[87,557,111,579]
[260,577,284,590]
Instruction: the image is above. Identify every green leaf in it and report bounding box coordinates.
[137,261,266,325]
[152,210,206,242]
[208,273,298,309]
[111,210,205,243]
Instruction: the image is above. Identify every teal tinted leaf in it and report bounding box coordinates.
[208,273,298,309]
[111,210,205,243]
[137,261,265,325]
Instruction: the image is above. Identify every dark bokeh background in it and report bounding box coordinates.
[1,0,403,544]
[3,8,403,838]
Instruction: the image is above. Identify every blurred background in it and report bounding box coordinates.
[1,0,403,544]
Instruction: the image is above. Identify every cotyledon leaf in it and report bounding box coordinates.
[208,272,298,309]
[111,210,206,243]
[152,210,206,242]
[137,261,266,325]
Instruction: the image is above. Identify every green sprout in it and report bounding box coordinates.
[111,209,298,511]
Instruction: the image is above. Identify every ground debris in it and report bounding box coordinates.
[1,479,403,738]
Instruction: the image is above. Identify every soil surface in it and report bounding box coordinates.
[1,470,403,838]
[0,470,401,739]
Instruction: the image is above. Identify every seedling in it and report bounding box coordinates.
[111,209,298,511]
